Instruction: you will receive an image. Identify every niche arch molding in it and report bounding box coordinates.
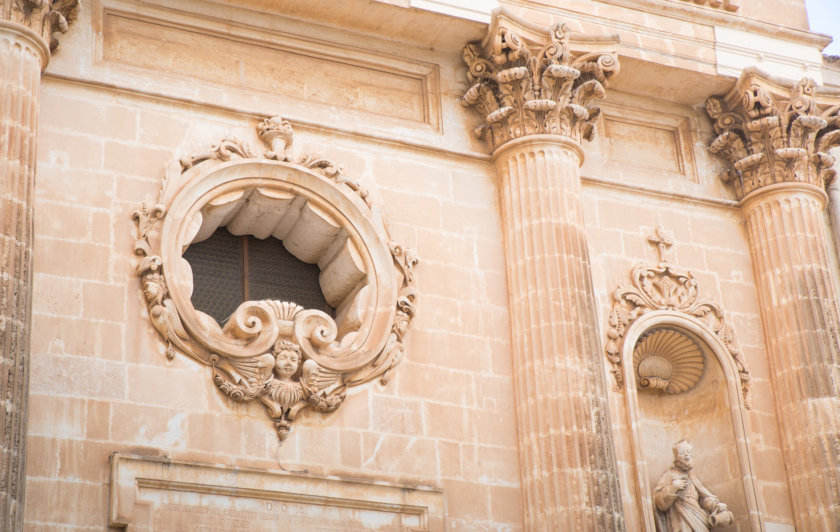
[132,116,418,440]
[619,311,762,531]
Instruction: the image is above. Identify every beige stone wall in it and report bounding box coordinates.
[21,0,832,530]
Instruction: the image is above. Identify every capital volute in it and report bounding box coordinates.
[461,10,620,153]
[2,0,79,64]
[706,69,840,202]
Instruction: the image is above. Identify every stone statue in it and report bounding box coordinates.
[653,440,734,532]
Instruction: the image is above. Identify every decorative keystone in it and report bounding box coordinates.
[461,11,619,152]
[706,70,840,201]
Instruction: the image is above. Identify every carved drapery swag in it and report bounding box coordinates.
[461,15,619,151]
[706,71,840,200]
[4,0,79,52]
[605,229,751,406]
[132,117,418,441]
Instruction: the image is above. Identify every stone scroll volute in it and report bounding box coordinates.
[132,117,418,441]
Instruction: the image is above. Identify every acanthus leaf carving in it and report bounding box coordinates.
[6,0,79,52]
[707,72,840,200]
[461,13,619,152]
[133,116,418,442]
[605,228,751,406]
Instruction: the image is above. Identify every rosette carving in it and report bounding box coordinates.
[605,228,750,405]
[132,116,418,441]
[706,72,840,200]
[461,13,619,151]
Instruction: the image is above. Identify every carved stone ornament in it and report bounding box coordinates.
[605,228,751,406]
[461,11,620,152]
[132,117,418,441]
[3,0,79,52]
[674,0,739,12]
[706,70,840,201]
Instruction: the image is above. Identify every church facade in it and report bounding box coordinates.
[2,0,840,530]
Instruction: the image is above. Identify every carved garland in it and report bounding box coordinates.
[132,116,418,441]
[605,229,751,406]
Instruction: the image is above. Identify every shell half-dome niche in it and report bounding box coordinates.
[633,328,704,394]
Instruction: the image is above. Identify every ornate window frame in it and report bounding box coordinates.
[132,117,418,440]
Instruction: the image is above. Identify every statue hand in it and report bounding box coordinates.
[672,476,688,494]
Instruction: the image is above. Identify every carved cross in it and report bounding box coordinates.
[647,227,673,263]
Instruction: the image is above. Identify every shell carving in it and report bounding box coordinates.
[633,329,704,394]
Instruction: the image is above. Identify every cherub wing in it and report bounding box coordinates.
[221,353,275,386]
[302,359,341,392]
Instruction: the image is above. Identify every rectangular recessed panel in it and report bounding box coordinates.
[110,454,445,531]
[603,118,682,174]
[101,11,432,125]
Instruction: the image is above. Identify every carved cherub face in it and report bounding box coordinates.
[673,441,693,471]
[142,274,163,303]
[273,346,300,379]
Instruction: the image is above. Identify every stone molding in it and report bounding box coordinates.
[132,116,418,441]
[109,454,445,530]
[706,69,840,202]
[671,0,739,12]
[1,0,78,55]
[605,228,751,406]
[461,10,619,152]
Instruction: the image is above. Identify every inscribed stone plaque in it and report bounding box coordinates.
[109,454,445,531]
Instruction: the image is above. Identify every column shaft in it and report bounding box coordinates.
[0,23,44,530]
[742,184,840,529]
[494,135,624,530]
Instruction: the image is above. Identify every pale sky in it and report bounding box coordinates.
[806,0,840,55]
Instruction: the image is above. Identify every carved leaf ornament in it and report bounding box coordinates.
[605,231,751,406]
[133,117,418,441]
[706,74,840,200]
[461,15,619,151]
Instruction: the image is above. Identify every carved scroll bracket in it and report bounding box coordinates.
[605,228,751,406]
[132,116,418,441]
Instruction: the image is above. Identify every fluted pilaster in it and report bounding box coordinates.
[493,135,624,529]
[708,72,840,529]
[0,1,77,529]
[461,12,624,529]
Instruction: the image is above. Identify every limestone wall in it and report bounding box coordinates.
[21,0,826,530]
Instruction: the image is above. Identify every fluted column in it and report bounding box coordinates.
[708,73,840,529]
[462,12,625,529]
[0,2,77,529]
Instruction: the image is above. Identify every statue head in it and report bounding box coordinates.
[673,440,693,471]
[272,340,301,379]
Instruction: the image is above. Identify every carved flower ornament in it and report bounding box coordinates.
[132,116,418,441]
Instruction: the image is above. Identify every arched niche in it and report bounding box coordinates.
[621,311,762,531]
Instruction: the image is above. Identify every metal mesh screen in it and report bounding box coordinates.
[182,227,335,324]
[182,228,243,323]
[249,236,334,316]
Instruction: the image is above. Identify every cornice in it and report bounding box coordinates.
[508,0,831,50]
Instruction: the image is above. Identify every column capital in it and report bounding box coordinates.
[461,10,620,153]
[706,69,840,201]
[1,0,79,67]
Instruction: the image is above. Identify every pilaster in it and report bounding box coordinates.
[0,1,77,529]
[707,71,840,529]
[462,12,625,530]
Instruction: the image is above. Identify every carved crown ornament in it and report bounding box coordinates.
[132,116,418,441]
[461,11,620,152]
[605,228,751,406]
[3,0,79,52]
[706,70,840,201]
